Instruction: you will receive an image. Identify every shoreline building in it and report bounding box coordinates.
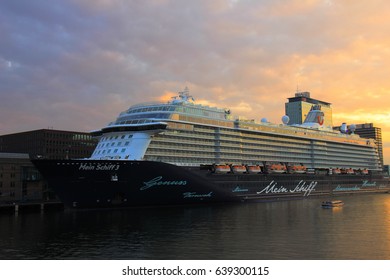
[0,129,97,204]
[285,92,333,127]
[0,153,48,203]
[0,129,97,159]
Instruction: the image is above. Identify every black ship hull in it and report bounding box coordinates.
[32,159,390,209]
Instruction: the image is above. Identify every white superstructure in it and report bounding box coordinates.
[90,88,381,170]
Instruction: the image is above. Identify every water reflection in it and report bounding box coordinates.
[1,194,390,259]
[383,197,390,255]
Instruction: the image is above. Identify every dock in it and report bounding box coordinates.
[0,201,64,214]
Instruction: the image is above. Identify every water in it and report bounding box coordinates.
[1,194,390,260]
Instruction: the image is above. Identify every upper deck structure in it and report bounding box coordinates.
[90,88,380,170]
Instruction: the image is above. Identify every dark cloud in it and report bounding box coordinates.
[1,0,390,163]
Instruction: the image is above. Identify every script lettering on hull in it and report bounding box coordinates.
[257,180,317,197]
[362,180,376,187]
[183,192,213,198]
[334,185,360,191]
[334,181,378,192]
[232,186,249,193]
[141,176,187,191]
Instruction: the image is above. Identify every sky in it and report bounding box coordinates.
[1,0,390,164]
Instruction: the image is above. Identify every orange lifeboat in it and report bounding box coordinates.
[231,164,247,174]
[360,168,369,175]
[246,165,262,174]
[266,162,287,174]
[340,168,354,175]
[331,168,341,175]
[345,168,355,175]
[288,163,307,174]
[213,164,231,174]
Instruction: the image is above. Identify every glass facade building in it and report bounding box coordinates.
[0,129,97,159]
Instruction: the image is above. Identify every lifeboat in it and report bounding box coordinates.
[246,165,262,174]
[287,163,307,174]
[360,168,369,175]
[213,164,231,174]
[345,168,355,175]
[231,164,247,174]
[266,162,287,174]
[340,168,355,175]
[331,168,341,175]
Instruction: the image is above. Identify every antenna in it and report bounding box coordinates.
[171,87,195,104]
[178,86,194,102]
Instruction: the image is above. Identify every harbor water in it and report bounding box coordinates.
[1,193,390,260]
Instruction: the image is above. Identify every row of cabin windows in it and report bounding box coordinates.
[96,141,131,149]
[100,134,133,141]
[93,148,127,156]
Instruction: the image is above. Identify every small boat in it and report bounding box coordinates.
[321,200,344,208]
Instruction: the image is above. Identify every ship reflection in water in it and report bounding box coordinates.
[0,194,390,260]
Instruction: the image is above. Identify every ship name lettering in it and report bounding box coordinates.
[141,176,187,191]
[183,192,213,198]
[257,180,317,196]
[291,180,317,196]
[79,163,95,171]
[96,163,120,171]
[362,180,376,187]
[257,181,288,195]
[78,163,120,171]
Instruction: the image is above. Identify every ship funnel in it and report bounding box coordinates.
[302,105,324,127]
[340,123,348,134]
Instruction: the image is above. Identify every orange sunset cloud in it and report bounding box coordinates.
[1,0,390,164]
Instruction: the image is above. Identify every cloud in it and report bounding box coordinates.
[1,0,390,163]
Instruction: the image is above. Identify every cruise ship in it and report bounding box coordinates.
[32,88,390,208]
